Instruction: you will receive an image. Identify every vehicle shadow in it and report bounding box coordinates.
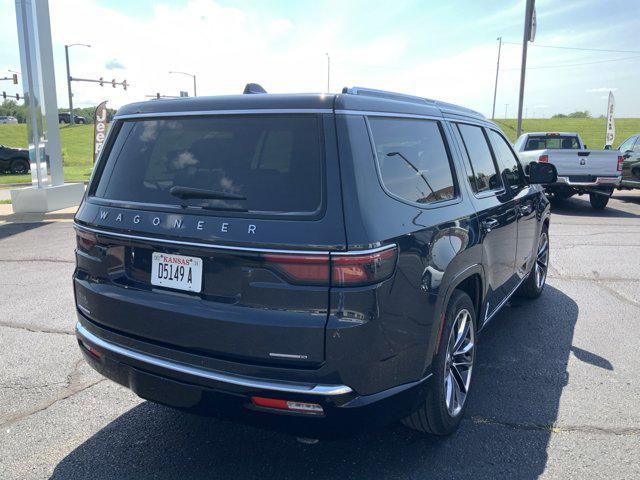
[0,221,50,240]
[50,285,589,480]
[550,195,638,218]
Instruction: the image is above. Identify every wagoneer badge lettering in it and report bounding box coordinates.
[97,210,259,234]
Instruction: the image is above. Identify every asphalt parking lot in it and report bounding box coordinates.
[1,191,639,480]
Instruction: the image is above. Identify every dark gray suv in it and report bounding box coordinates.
[73,86,556,439]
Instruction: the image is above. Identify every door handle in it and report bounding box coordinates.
[482,218,499,232]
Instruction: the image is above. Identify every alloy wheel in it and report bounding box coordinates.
[444,308,475,417]
[535,232,549,290]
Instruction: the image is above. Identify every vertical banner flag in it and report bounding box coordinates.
[605,91,615,148]
[93,101,108,163]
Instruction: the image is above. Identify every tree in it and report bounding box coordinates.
[0,100,28,123]
[553,110,591,119]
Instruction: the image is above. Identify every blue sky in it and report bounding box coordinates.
[1,0,639,117]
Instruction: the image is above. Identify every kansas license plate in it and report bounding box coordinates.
[151,252,202,292]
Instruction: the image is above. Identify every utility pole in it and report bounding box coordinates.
[491,37,502,120]
[65,43,90,125]
[169,71,197,97]
[516,0,535,137]
[325,53,330,93]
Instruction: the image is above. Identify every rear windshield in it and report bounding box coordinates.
[524,135,580,151]
[92,115,324,216]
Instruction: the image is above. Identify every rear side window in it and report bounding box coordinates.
[368,117,456,205]
[456,124,502,193]
[92,115,323,216]
[524,135,580,150]
[487,129,523,190]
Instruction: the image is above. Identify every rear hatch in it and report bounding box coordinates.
[74,112,345,367]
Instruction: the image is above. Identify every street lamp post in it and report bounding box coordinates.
[169,71,197,97]
[64,43,90,126]
[491,37,502,120]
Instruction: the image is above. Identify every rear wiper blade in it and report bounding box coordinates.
[169,186,246,201]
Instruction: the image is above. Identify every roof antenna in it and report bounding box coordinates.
[243,83,267,94]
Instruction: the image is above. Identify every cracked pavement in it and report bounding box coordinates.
[1,191,639,480]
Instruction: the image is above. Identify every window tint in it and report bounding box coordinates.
[93,115,323,215]
[456,124,502,193]
[487,129,523,190]
[368,117,456,204]
[524,135,580,150]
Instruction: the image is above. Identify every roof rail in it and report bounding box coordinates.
[341,86,486,120]
[342,86,435,106]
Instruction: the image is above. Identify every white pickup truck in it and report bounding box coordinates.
[514,132,622,209]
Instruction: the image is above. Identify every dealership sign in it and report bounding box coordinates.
[94,101,108,163]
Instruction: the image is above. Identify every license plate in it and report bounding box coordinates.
[151,252,202,292]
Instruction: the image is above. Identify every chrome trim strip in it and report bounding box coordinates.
[114,109,333,120]
[483,275,528,326]
[76,322,353,396]
[335,109,442,121]
[74,222,396,256]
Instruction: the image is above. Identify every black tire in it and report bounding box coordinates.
[589,192,610,209]
[402,290,476,436]
[10,159,29,175]
[77,119,85,124]
[517,225,549,299]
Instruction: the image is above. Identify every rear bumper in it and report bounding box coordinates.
[553,175,620,188]
[75,316,432,438]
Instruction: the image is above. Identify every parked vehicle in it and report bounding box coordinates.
[0,116,18,124]
[617,134,640,189]
[0,144,30,174]
[515,132,622,209]
[58,112,86,124]
[73,86,556,439]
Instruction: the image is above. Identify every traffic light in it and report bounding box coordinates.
[111,79,116,88]
[122,79,128,91]
[99,77,104,87]
[12,73,18,85]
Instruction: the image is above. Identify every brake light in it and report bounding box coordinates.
[332,248,397,286]
[76,229,97,251]
[547,132,560,136]
[263,253,330,285]
[263,246,397,287]
[251,396,324,415]
[617,155,624,171]
[539,154,548,163]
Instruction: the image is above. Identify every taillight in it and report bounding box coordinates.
[332,248,397,286]
[76,229,97,251]
[539,154,548,163]
[617,155,624,171]
[263,253,330,285]
[263,246,397,287]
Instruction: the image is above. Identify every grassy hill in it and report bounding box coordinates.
[1,118,639,186]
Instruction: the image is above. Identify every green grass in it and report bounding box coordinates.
[0,199,11,204]
[494,118,640,149]
[0,123,95,184]
[1,118,639,185]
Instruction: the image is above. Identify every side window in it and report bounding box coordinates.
[487,129,524,190]
[368,117,456,205]
[456,124,502,193]
[618,136,635,152]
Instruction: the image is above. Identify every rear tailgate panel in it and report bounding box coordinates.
[74,114,345,367]
[545,149,620,177]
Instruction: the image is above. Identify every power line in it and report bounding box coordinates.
[503,54,640,71]
[502,41,640,54]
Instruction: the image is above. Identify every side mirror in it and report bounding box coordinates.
[528,161,557,184]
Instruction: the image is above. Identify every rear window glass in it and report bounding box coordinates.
[92,115,323,215]
[524,135,580,151]
[368,117,456,205]
[456,124,502,193]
